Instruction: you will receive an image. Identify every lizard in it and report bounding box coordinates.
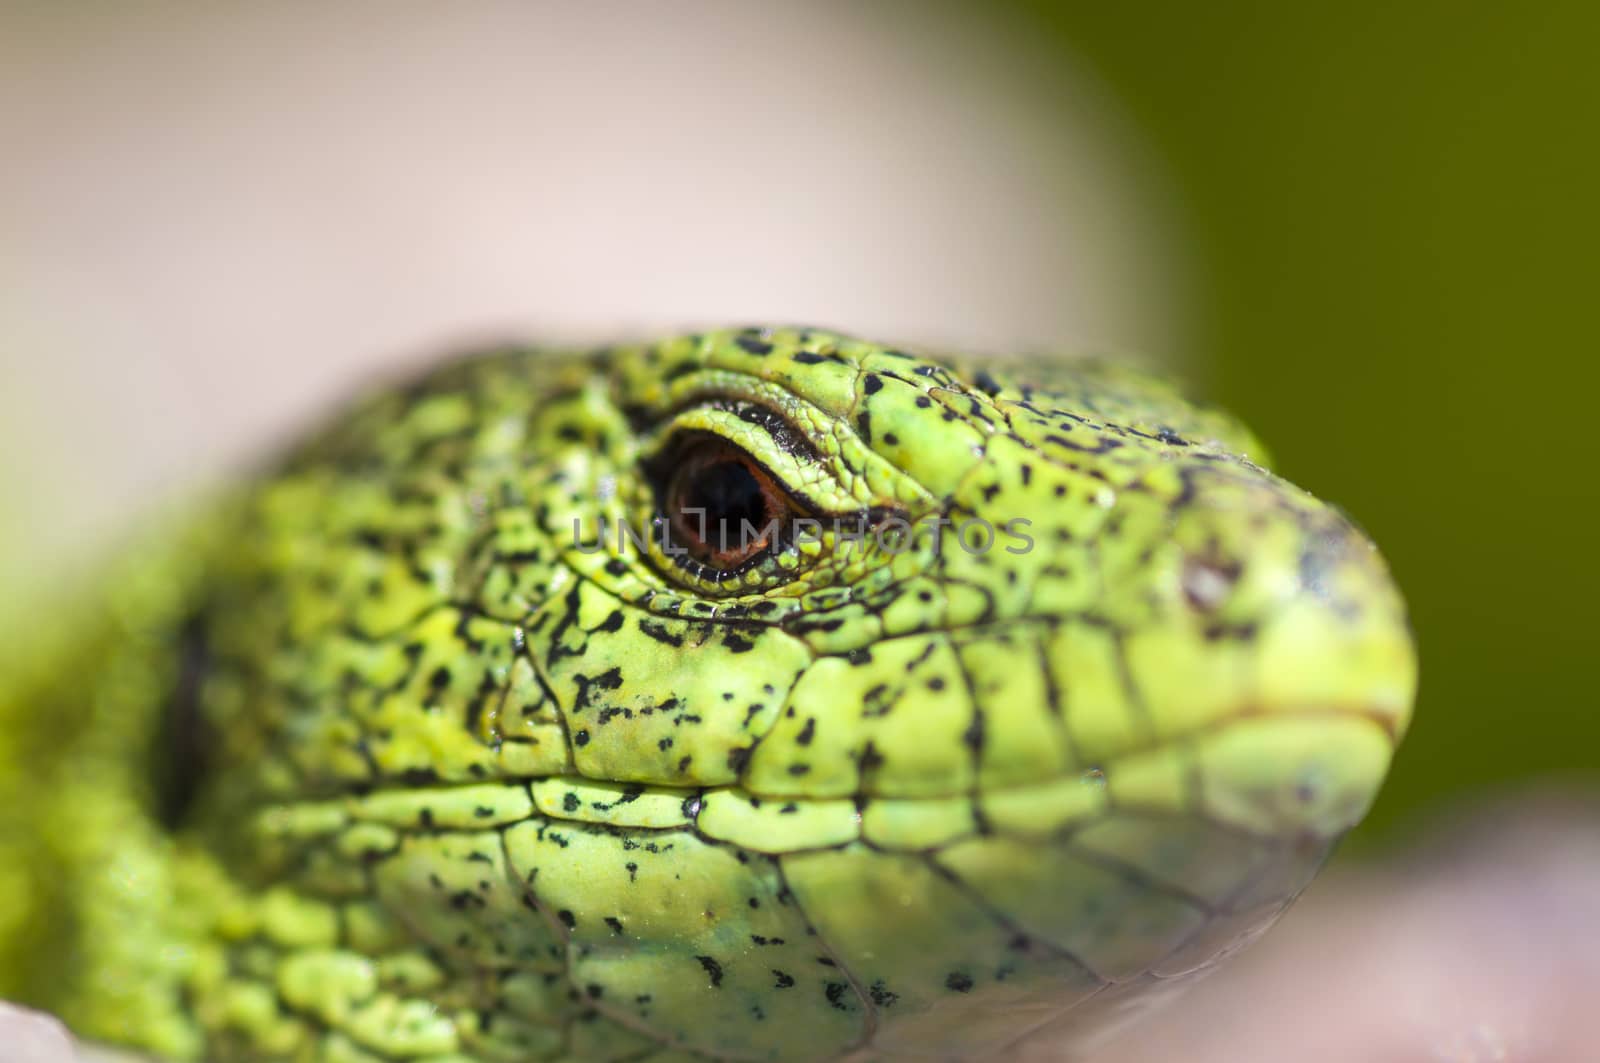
[0,327,1416,1061]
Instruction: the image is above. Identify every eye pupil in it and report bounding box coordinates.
[685,460,770,553]
[659,436,798,573]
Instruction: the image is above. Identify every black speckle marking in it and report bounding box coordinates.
[946,972,974,993]
[639,619,684,647]
[696,955,725,988]
[773,970,795,989]
[863,374,883,395]
[963,710,986,754]
[557,909,576,929]
[736,336,774,356]
[571,667,624,710]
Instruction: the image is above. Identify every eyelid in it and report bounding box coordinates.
[637,395,816,459]
[630,374,940,513]
[631,371,826,450]
[639,407,858,515]
[710,399,817,462]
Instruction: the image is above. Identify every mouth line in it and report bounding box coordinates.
[1114,700,1403,760]
[255,703,1393,833]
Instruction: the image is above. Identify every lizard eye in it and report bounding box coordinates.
[631,397,864,596]
[660,435,801,572]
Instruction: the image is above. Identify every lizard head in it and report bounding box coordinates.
[462,327,1415,1054]
[555,328,1415,822]
[186,326,1414,1059]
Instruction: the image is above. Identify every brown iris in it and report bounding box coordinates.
[663,437,796,570]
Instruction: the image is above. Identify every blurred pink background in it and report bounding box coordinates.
[0,2,1185,601]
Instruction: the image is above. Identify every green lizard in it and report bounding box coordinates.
[0,328,1415,1061]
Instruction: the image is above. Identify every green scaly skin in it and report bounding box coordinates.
[0,328,1415,1061]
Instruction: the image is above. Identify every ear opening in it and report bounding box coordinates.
[151,608,214,830]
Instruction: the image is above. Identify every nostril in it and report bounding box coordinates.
[1182,555,1241,612]
[1299,526,1359,588]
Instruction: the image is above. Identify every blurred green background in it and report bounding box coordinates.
[1024,1,1599,837]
